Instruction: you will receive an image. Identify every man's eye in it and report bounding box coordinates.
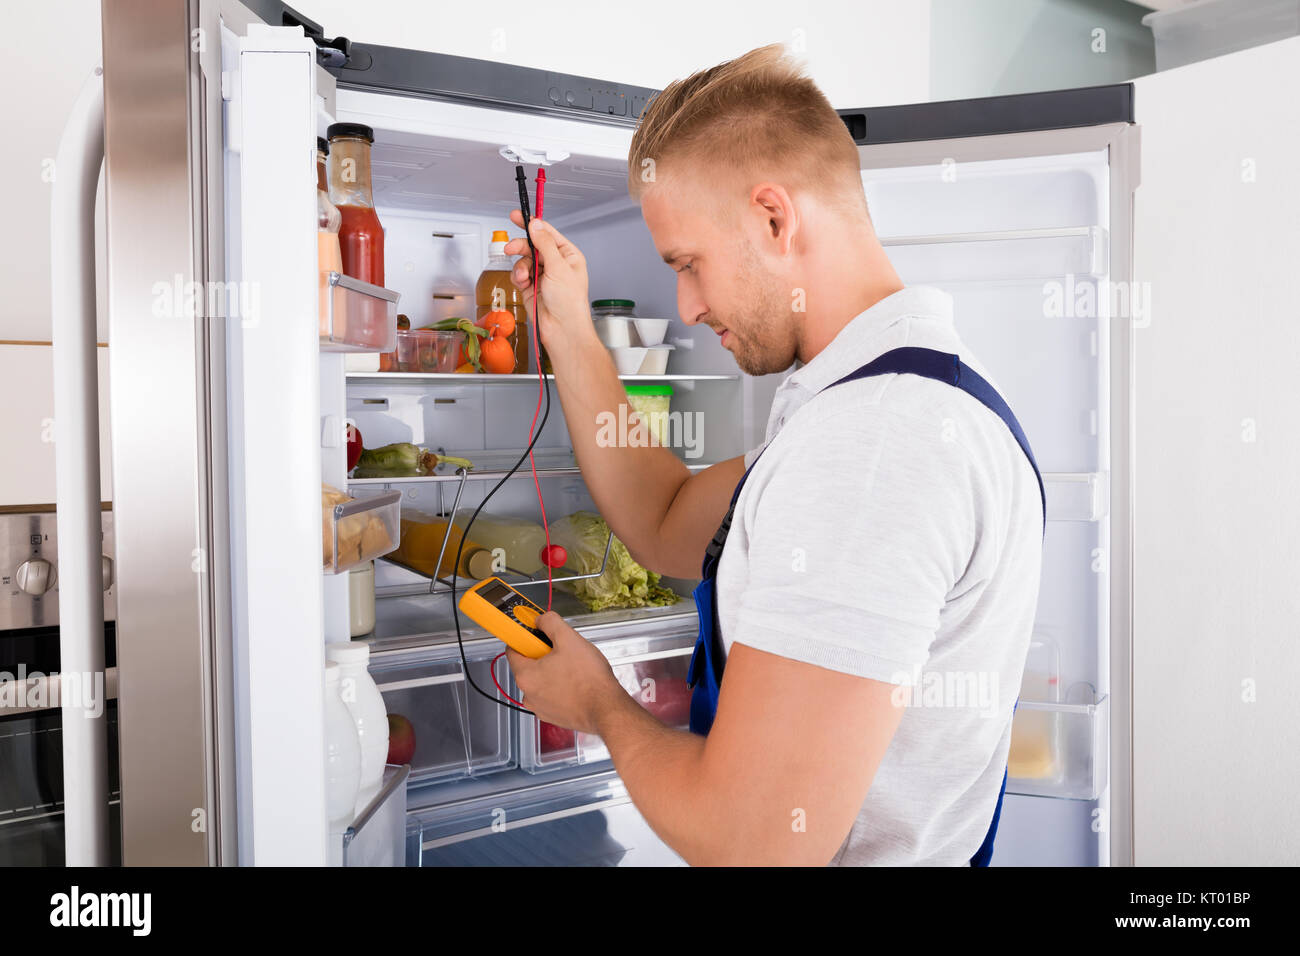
[676,262,693,274]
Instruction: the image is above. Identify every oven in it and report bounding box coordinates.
[0,510,119,865]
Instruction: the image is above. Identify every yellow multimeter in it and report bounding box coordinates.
[458,577,554,658]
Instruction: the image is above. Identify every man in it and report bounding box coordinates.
[501,43,1044,866]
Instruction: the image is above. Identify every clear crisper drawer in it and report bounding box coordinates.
[1006,691,1109,801]
[320,271,399,352]
[519,633,695,773]
[406,772,686,866]
[368,645,513,785]
[325,489,400,574]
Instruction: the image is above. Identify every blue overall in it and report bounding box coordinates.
[686,347,1046,867]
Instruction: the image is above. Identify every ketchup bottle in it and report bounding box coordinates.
[326,123,385,288]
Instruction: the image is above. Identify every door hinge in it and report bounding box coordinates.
[277,6,351,68]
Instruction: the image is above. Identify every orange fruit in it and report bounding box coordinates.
[479,335,515,374]
[479,309,516,338]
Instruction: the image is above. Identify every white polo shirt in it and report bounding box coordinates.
[713,285,1043,866]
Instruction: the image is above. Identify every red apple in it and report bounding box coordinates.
[643,678,692,727]
[346,423,364,472]
[538,721,574,753]
[386,713,416,765]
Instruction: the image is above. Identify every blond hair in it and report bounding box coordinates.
[628,44,865,214]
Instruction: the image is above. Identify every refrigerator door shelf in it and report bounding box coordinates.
[368,646,514,785]
[881,226,1108,284]
[1044,472,1108,522]
[324,489,401,575]
[319,271,400,353]
[338,763,409,867]
[1007,693,1109,801]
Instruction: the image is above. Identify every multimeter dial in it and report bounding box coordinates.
[478,579,551,646]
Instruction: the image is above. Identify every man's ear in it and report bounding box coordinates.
[751,182,797,255]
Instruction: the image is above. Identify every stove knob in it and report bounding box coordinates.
[16,557,56,595]
[102,555,114,591]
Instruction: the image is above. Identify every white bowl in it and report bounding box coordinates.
[637,345,674,375]
[594,317,632,348]
[633,318,670,346]
[609,346,647,374]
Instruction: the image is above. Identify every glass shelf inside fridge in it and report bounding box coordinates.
[320,270,400,353]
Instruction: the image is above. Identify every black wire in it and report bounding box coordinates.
[450,241,549,717]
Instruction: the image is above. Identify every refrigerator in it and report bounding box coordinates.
[58,0,1296,865]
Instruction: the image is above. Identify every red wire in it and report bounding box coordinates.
[526,167,553,611]
[491,650,527,707]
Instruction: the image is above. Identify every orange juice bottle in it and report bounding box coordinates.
[476,230,537,373]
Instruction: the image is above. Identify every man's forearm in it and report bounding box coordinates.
[593,692,729,865]
[549,330,691,569]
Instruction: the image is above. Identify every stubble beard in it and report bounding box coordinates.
[725,244,798,377]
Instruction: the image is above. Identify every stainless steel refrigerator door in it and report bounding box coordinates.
[1130,36,1300,866]
[101,0,240,865]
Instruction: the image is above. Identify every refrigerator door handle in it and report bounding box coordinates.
[49,65,109,867]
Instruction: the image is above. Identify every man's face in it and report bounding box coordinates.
[640,170,798,377]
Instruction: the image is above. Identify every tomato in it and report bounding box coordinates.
[539,544,567,568]
[479,335,515,374]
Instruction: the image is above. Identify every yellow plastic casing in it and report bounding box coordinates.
[458,577,553,658]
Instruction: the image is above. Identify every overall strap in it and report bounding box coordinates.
[827,347,1046,531]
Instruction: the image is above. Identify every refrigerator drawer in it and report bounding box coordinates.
[368,647,513,785]
[519,633,695,773]
[406,771,685,866]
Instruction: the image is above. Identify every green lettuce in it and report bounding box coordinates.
[548,512,680,612]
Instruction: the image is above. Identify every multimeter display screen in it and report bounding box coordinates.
[479,580,516,607]
[480,579,541,614]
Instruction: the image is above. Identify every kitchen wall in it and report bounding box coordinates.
[2,0,106,343]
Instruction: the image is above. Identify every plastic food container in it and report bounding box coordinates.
[624,383,673,447]
[395,329,460,372]
[594,317,632,348]
[632,318,670,346]
[320,271,400,352]
[591,298,636,317]
[608,346,647,375]
[323,487,401,574]
[636,344,674,374]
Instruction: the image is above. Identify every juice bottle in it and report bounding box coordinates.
[476,230,536,374]
[452,510,547,575]
[316,137,342,340]
[390,509,496,579]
